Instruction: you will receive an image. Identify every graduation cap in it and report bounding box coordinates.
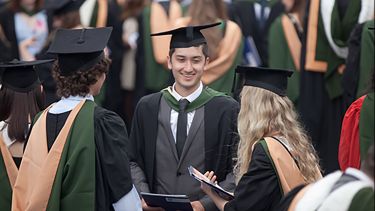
[47,27,112,76]
[0,59,54,92]
[151,22,221,48]
[45,0,86,16]
[235,66,293,96]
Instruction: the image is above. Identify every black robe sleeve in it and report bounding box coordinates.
[224,143,282,211]
[94,106,133,210]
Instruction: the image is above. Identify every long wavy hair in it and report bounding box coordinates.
[234,86,321,184]
[187,0,228,60]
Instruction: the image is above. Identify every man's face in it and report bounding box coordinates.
[168,46,208,93]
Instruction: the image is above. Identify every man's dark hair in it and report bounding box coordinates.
[168,43,209,59]
[52,57,111,98]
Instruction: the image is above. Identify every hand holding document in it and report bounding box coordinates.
[141,192,193,211]
[188,166,234,200]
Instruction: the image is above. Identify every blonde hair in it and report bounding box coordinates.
[235,86,321,184]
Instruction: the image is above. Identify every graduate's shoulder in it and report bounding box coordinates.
[94,106,126,127]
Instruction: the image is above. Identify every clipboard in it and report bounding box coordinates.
[188,166,234,200]
[141,192,193,211]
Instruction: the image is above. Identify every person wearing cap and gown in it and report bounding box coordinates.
[200,66,322,211]
[11,27,142,211]
[127,23,239,211]
[0,59,52,211]
[298,0,374,173]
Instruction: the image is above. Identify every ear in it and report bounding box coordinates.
[167,55,172,70]
[205,57,210,65]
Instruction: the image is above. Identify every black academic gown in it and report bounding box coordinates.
[103,0,127,120]
[231,0,284,67]
[127,92,239,192]
[45,106,133,211]
[224,143,282,211]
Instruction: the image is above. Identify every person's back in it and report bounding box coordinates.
[0,59,52,211]
[200,66,322,211]
[11,27,141,211]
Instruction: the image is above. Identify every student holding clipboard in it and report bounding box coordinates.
[199,66,322,211]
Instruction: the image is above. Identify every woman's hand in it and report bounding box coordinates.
[141,198,165,211]
[200,171,229,211]
[201,171,217,195]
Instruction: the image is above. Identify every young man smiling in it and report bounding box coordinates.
[127,23,239,211]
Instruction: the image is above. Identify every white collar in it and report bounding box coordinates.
[345,168,374,187]
[0,121,16,147]
[49,95,94,114]
[171,82,203,103]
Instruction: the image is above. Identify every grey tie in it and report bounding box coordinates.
[176,99,189,158]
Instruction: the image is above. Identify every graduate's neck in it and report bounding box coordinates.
[174,83,200,97]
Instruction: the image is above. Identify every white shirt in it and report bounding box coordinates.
[170,82,203,142]
[49,95,95,114]
[0,121,16,147]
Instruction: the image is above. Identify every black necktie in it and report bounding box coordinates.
[176,99,189,158]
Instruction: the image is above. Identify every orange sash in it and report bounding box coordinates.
[12,100,85,211]
[264,137,306,194]
[305,0,328,72]
[281,14,301,71]
[96,0,108,27]
[0,133,18,188]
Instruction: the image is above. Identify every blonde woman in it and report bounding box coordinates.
[201,66,322,211]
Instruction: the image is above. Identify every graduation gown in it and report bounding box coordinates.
[47,105,133,211]
[224,143,282,211]
[298,0,371,173]
[268,14,302,104]
[127,91,239,194]
[14,102,133,211]
[342,20,374,107]
[0,128,20,211]
[232,0,284,67]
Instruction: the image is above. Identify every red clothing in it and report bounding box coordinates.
[338,96,366,171]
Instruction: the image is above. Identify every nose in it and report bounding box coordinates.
[184,61,193,72]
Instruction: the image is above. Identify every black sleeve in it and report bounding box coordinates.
[224,143,282,211]
[342,23,364,107]
[94,106,133,209]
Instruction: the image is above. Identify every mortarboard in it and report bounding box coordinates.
[47,27,112,76]
[45,0,86,16]
[0,59,54,92]
[235,66,293,96]
[150,22,221,49]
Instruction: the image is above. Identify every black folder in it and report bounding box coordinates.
[141,192,193,211]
